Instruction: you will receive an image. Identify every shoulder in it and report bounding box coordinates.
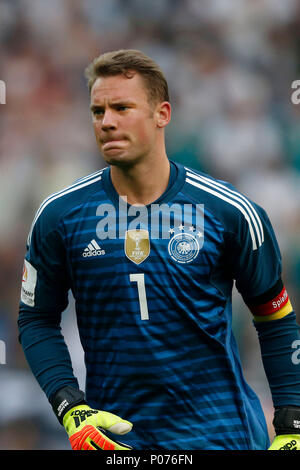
[27,167,107,245]
[180,163,266,251]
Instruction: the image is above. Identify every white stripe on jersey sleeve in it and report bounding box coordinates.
[186,175,263,251]
[185,170,264,249]
[185,169,264,246]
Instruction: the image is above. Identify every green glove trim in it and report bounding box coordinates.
[268,435,300,450]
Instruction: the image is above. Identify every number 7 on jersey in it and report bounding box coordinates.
[129,273,149,320]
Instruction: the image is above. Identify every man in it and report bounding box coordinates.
[18,49,300,450]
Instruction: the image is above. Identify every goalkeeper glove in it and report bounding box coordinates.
[50,386,133,450]
[268,406,300,450]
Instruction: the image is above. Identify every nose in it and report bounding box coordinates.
[101,109,117,131]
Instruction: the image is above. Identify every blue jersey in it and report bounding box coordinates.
[19,161,283,450]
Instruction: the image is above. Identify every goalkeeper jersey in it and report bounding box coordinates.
[18,160,283,450]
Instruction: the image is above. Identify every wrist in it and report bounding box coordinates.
[273,406,300,435]
[50,386,86,425]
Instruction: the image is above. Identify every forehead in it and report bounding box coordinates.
[90,73,149,104]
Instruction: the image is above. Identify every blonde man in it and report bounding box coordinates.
[19,49,300,451]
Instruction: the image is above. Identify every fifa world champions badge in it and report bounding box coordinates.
[125,229,150,265]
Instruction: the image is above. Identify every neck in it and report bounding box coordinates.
[110,154,170,206]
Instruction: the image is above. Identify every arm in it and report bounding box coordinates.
[18,305,80,400]
[18,218,79,399]
[18,202,132,450]
[230,203,300,449]
[245,279,300,408]
[250,292,300,450]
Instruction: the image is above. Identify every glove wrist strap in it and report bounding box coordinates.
[50,386,86,425]
[274,406,300,435]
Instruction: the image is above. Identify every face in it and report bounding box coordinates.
[90,73,170,167]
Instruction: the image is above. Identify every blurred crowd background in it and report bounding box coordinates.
[0,0,300,450]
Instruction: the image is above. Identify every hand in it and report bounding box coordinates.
[63,404,133,450]
[268,435,300,450]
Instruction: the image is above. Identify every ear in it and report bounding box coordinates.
[155,101,171,129]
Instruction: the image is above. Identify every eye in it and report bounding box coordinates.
[116,105,128,112]
[93,108,104,116]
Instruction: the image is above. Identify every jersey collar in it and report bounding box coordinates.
[102,159,186,209]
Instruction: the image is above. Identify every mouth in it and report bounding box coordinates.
[102,139,126,149]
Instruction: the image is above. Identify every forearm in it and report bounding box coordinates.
[254,312,300,407]
[18,309,79,400]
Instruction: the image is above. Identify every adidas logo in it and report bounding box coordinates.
[82,239,106,257]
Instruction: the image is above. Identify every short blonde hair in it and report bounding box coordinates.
[84,49,169,105]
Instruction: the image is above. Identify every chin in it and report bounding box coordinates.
[102,152,141,168]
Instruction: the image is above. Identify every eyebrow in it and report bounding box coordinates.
[90,104,103,112]
[90,100,136,112]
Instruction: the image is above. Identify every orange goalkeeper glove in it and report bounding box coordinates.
[63,404,132,450]
[50,386,133,450]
